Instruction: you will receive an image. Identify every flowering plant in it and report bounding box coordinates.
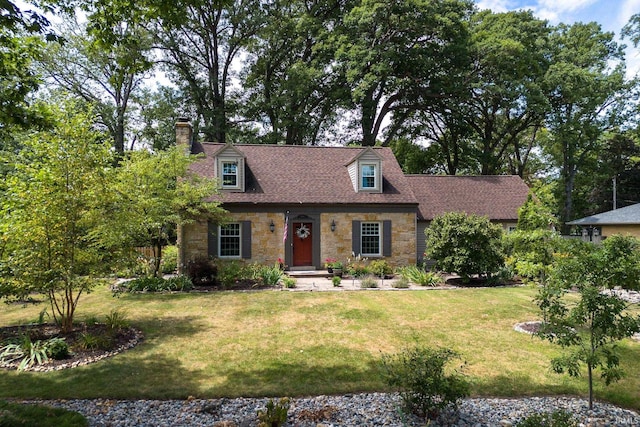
[324,258,343,269]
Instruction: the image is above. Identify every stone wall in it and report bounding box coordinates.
[320,212,416,267]
[177,220,208,272]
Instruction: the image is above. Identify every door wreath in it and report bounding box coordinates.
[296,224,311,239]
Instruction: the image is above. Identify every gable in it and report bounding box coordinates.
[346,147,383,193]
[213,144,246,192]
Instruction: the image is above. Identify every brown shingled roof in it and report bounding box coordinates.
[406,175,530,221]
[190,142,419,206]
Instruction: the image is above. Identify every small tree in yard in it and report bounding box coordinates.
[425,212,504,282]
[0,102,114,333]
[535,242,640,409]
[106,146,226,277]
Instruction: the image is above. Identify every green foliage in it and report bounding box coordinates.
[45,337,70,360]
[161,246,179,274]
[516,410,578,427]
[217,261,252,288]
[426,212,505,281]
[281,276,296,289]
[368,260,393,278]
[123,276,193,293]
[185,257,217,285]
[381,345,470,419]
[0,335,52,371]
[77,333,112,351]
[0,101,112,333]
[535,243,640,409]
[257,265,283,287]
[331,276,341,287]
[599,235,640,290]
[392,276,410,288]
[257,397,290,427]
[397,265,443,287]
[517,193,557,231]
[0,399,88,427]
[105,309,129,331]
[503,229,561,284]
[359,275,378,288]
[345,254,370,278]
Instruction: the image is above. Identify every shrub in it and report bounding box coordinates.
[282,276,296,288]
[503,229,560,284]
[217,260,251,288]
[345,254,370,277]
[381,345,470,419]
[369,260,393,277]
[599,234,640,290]
[77,332,112,351]
[0,335,50,371]
[397,265,442,287]
[186,257,217,285]
[257,397,290,427]
[161,245,178,274]
[426,212,504,282]
[360,275,379,288]
[46,337,70,360]
[516,410,578,427]
[332,276,341,287]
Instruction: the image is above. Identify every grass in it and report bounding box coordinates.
[0,285,639,412]
[0,400,87,426]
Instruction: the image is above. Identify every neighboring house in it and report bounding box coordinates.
[176,120,530,270]
[567,203,640,240]
[405,175,530,263]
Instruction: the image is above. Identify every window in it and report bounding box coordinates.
[361,222,381,256]
[219,223,241,257]
[361,164,376,189]
[222,161,238,187]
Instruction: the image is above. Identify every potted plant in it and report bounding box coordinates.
[331,261,343,277]
[324,258,337,273]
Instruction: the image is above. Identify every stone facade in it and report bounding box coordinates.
[177,220,208,270]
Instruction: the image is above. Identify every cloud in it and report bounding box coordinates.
[619,0,640,27]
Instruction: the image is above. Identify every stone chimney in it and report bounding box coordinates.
[175,117,193,153]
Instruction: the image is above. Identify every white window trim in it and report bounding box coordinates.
[359,162,379,191]
[361,221,382,256]
[220,160,240,189]
[218,223,242,258]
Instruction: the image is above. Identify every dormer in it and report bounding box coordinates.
[347,147,383,193]
[213,143,246,192]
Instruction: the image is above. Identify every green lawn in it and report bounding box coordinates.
[1,286,639,411]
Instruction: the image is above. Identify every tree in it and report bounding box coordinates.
[535,242,640,409]
[240,0,352,145]
[336,0,473,146]
[517,193,557,231]
[41,17,154,154]
[107,146,226,277]
[542,22,633,230]
[425,212,504,282]
[0,101,115,333]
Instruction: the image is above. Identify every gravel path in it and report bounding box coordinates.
[23,394,640,426]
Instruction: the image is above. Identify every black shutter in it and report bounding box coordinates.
[208,222,218,258]
[241,221,252,259]
[383,220,392,257]
[352,220,361,255]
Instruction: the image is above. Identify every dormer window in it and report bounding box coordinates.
[213,143,246,192]
[222,161,238,187]
[361,164,377,189]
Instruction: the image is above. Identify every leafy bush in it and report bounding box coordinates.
[186,257,217,285]
[332,276,341,287]
[217,260,252,288]
[46,337,70,360]
[369,260,393,277]
[77,333,112,351]
[503,229,560,284]
[161,245,178,274]
[598,234,640,290]
[345,254,370,277]
[426,212,504,282]
[381,345,470,419]
[257,397,290,427]
[516,410,578,427]
[397,265,442,287]
[124,276,193,292]
[282,276,296,288]
[392,276,410,288]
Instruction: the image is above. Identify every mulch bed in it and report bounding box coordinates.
[0,323,143,372]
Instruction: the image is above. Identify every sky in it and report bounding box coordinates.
[475,0,640,75]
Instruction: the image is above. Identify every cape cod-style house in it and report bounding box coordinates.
[175,119,530,270]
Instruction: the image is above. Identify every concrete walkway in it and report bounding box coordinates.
[282,271,455,291]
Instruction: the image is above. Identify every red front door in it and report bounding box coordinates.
[292,222,313,266]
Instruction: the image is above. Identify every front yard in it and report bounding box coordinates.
[1,285,639,411]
